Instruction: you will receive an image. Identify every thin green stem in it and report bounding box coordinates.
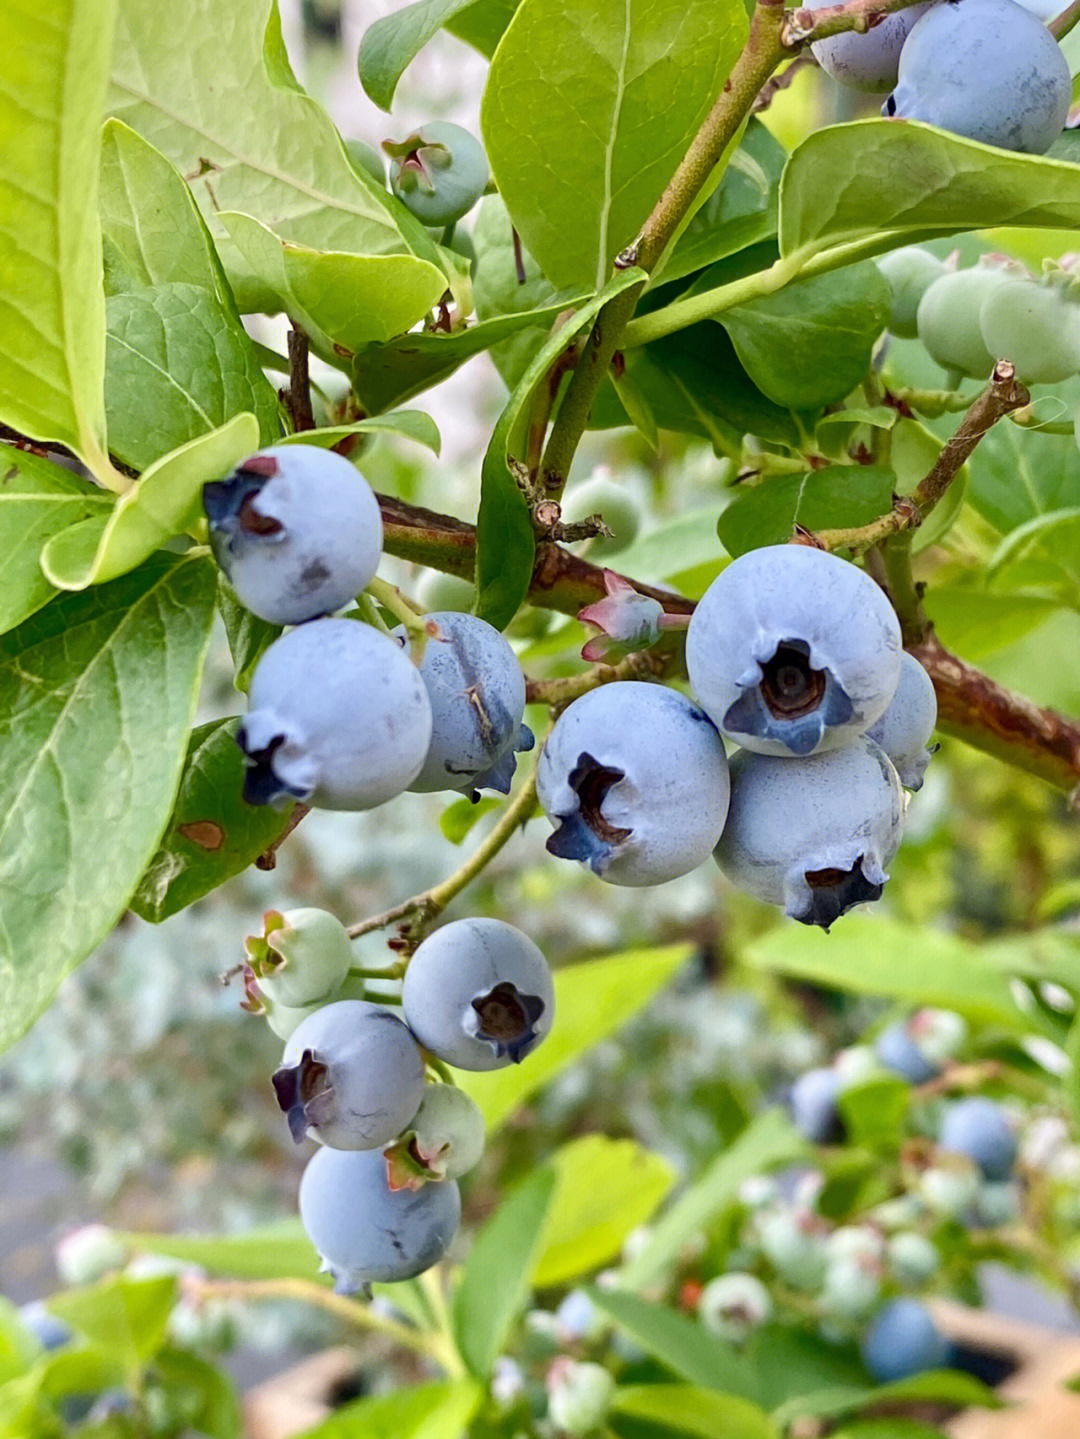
[367,575,430,659]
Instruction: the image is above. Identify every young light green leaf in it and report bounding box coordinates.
[475,267,645,630]
[618,1109,809,1291]
[119,1221,319,1282]
[0,553,216,1051]
[446,0,519,54]
[48,1276,177,1370]
[360,0,486,110]
[0,448,113,637]
[587,1290,762,1400]
[108,0,445,311]
[100,120,236,306]
[719,264,889,410]
[456,941,691,1130]
[611,1385,779,1439]
[966,422,1080,534]
[102,285,279,471]
[353,297,588,414]
[40,413,259,591]
[773,1369,1000,1430]
[220,213,448,362]
[482,0,747,290]
[988,508,1080,603]
[439,795,500,844]
[532,1136,676,1288]
[1,0,119,486]
[453,1166,557,1377]
[151,1348,241,1439]
[278,413,442,456]
[131,719,298,923]
[301,1380,483,1439]
[717,467,895,558]
[781,120,1080,266]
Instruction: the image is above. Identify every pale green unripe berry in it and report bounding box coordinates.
[876,247,947,339]
[822,1252,883,1320]
[55,1226,127,1286]
[383,1084,486,1190]
[917,265,1015,379]
[917,1159,980,1217]
[888,1231,941,1285]
[546,1360,616,1436]
[698,1272,773,1343]
[561,472,643,558]
[247,908,354,1009]
[386,122,489,228]
[979,275,1080,384]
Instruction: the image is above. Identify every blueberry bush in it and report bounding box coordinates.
[4,0,1080,1435]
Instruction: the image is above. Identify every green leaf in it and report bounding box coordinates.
[475,267,645,629]
[923,584,1064,661]
[456,941,691,1131]
[220,213,448,363]
[131,719,298,923]
[359,0,487,110]
[99,120,236,307]
[353,297,586,413]
[717,467,894,557]
[453,1166,556,1377]
[0,448,113,636]
[48,1276,176,1370]
[120,1221,319,1282]
[108,0,445,311]
[610,1385,778,1439]
[966,422,1080,534]
[439,795,500,844]
[446,0,519,54]
[989,508,1080,604]
[152,1348,241,1439]
[890,417,967,554]
[829,1425,952,1439]
[0,1301,38,1384]
[836,1076,910,1152]
[300,1380,482,1439]
[279,413,442,456]
[533,1136,676,1287]
[618,1109,809,1291]
[744,914,1030,1028]
[482,0,747,290]
[587,1290,761,1400]
[39,413,260,590]
[102,286,279,471]
[0,0,118,483]
[719,264,889,409]
[773,1370,1000,1429]
[0,553,216,1050]
[780,120,1080,265]
[218,589,281,694]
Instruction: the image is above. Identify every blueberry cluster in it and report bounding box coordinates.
[808,0,1071,156]
[243,909,553,1293]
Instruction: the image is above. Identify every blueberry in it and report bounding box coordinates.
[861,1298,951,1382]
[939,1096,1018,1180]
[822,1252,883,1321]
[884,0,1071,154]
[875,1019,940,1084]
[395,612,534,800]
[385,122,489,227]
[866,651,937,791]
[698,1273,773,1343]
[790,1066,843,1142]
[546,1359,616,1437]
[560,471,644,557]
[299,1145,460,1293]
[807,0,933,91]
[875,247,947,339]
[916,263,1014,378]
[888,1231,941,1285]
[402,918,554,1071]
[755,1206,829,1290]
[686,547,902,758]
[273,1000,426,1149]
[203,445,383,625]
[383,1083,486,1190]
[19,1301,72,1352]
[714,738,906,929]
[536,682,730,887]
[246,908,355,1010]
[239,618,432,810]
[979,272,1080,385]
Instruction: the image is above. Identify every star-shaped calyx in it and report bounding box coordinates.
[468,981,546,1063]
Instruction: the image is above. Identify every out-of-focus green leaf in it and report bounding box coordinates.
[278,413,441,455]
[610,1385,778,1439]
[966,421,1080,534]
[587,1290,761,1399]
[989,508,1080,605]
[717,467,894,557]
[836,1076,910,1152]
[48,1277,176,1369]
[457,943,691,1130]
[300,1380,483,1439]
[120,1221,318,1282]
[453,1167,556,1378]
[153,1348,241,1439]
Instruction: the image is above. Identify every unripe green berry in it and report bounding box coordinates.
[888,1231,941,1285]
[383,1084,486,1190]
[917,264,1014,379]
[245,908,354,1010]
[386,122,489,228]
[979,273,1080,384]
[561,472,643,558]
[698,1272,773,1343]
[876,247,947,339]
[546,1360,615,1436]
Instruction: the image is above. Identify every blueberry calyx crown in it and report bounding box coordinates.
[203,456,284,547]
[545,751,630,871]
[272,1048,333,1143]
[797,861,884,930]
[237,728,307,808]
[469,981,546,1063]
[724,639,855,755]
[383,133,450,194]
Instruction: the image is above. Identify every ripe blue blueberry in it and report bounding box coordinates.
[273,1000,426,1149]
[19,1302,72,1353]
[714,738,906,929]
[686,547,902,757]
[395,612,534,800]
[939,1096,1018,1179]
[875,247,947,339]
[866,651,938,791]
[402,918,554,1071]
[790,1066,844,1142]
[299,1145,460,1293]
[239,618,432,810]
[536,682,730,887]
[203,445,383,625]
[884,0,1071,155]
[807,0,932,91]
[875,1018,940,1084]
[861,1299,951,1382]
[385,122,489,227]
